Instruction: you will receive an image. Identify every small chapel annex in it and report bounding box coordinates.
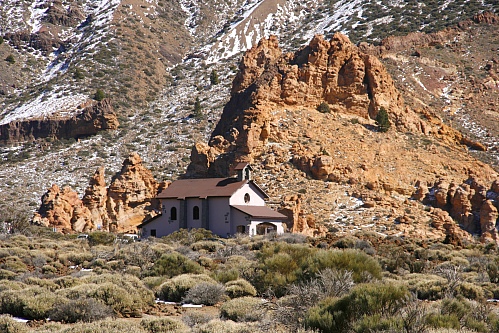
[139,164,287,238]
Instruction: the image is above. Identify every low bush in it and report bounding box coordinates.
[140,317,189,333]
[456,282,484,300]
[225,279,257,298]
[157,274,215,302]
[317,102,331,113]
[0,315,28,333]
[220,297,264,322]
[49,298,113,323]
[191,240,225,252]
[304,283,409,332]
[51,319,147,332]
[90,283,138,317]
[182,282,226,305]
[149,252,203,278]
[196,319,253,333]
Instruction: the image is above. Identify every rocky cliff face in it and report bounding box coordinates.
[33,153,160,233]
[0,99,118,143]
[415,176,499,243]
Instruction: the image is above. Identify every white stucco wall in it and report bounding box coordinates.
[208,197,231,237]
[230,183,266,206]
[231,207,252,234]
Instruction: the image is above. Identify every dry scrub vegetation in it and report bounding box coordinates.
[1,226,499,332]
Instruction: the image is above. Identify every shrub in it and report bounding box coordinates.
[182,282,226,305]
[220,297,264,322]
[49,298,113,323]
[191,240,224,252]
[317,102,331,113]
[225,279,257,298]
[375,107,391,132]
[304,283,409,332]
[149,252,203,278]
[456,282,484,300]
[425,313,460,329]
[157,274,215,302]
[90,283,138,317]
[88,231,115,246]
[94,89,106,101]
[5,55,15,64]
[0,315,28,333]
[141,317,189,333]
[306,249,382,283]
[54,319,147,332]
[210,69,219,85]
[196,319,254,333]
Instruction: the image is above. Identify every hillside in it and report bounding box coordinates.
[0,1,498,243]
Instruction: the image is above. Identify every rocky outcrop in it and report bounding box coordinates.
[278,195,327,237]
[187,33,424,178]
[42,0,85,27]
[33,153,160,233]
[414,176,499,243]
[32,184,93,233]
[0,99,119,144]
[104,152,160,232]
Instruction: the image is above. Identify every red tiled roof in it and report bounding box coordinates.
[234,162,251,170]
[157,178,249,199]
[231,205,287,220]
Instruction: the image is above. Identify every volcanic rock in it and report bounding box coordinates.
[34,153,160,233]
[0,99,119,143]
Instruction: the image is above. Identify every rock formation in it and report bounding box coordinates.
[414,176,499,244]
[32,184,93,233]
[278,195,327,237]
[0,99,118,143]
[33,153,160,233]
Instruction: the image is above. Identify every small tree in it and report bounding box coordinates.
[193,97,202,119]
[74,68,85,80]
[94,89,105,101]
[0,36,4,45]
[210,69,219,85]
[317,102,330,113]
[5,55,15,64]
[375,107,391,132]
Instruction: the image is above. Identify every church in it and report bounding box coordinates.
[139,164,287,238]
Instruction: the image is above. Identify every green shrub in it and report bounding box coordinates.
[0,315,28,333]
[140,317,189,333]
[317,102,331,113]
[157,274,215,302]
[90,283,138,317]
[49,298,113,323]
[456,282,484,300]
[94,89,106,101]
[88,231,115,246]
[5,55,15,64]
[425,313,460,329]
[306,249,382,283]
[304,283,409,332]
[375,107,391,132]
[150,252,203,278]
[255,242,314,296]
[210,69,219,85]
[1,256,28,273]
[163,228,215,245]
[405,274,447,300]
[225,279,257,298]
[220,297,264,322]
[354,314,402,333]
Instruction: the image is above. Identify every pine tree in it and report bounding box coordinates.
[193,97,202,119]
[210,69,219,85]
[375,107,391,132]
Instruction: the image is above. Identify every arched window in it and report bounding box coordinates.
[193,206,200,220]
[170,207,177,220]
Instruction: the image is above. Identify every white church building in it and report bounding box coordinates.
[139,164,287,238]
